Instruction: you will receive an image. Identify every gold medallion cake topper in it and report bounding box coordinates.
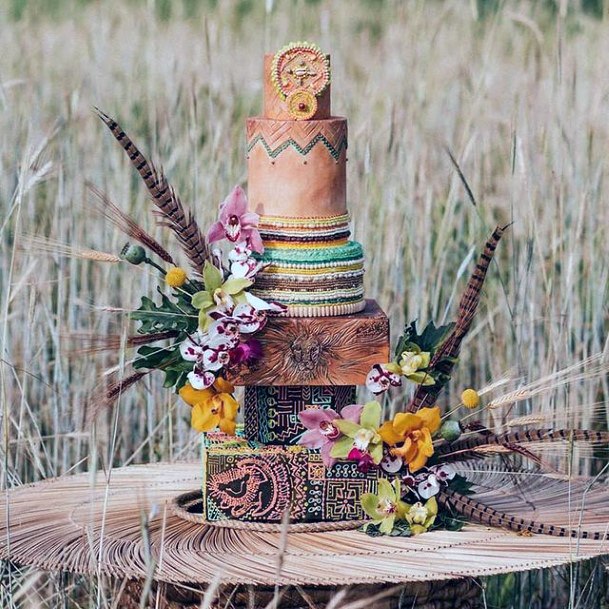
[286,90,318,120]
[271,41,330,102]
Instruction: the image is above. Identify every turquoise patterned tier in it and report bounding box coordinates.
[252,240,366,317]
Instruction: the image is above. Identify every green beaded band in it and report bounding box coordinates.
[255,240,364,265]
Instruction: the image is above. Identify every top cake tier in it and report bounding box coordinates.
[247,47,347,218]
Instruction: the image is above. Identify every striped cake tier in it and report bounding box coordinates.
[253,214,366,317]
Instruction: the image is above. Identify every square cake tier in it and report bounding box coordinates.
[203,430,380,523]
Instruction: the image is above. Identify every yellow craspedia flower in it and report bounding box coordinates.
[461,388,480,409]
[166,267,187,288]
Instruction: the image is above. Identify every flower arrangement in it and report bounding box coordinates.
[79,111,284,433]
[295,225,508,536]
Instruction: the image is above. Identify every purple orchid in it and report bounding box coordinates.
[230,338,263,365]
[366,363,402,395]
[201,335,236,371]
[179,330,209,362]
[347,447,376,473]
[298,404,363,468]
[207,186,264,253]
[380,447,404,474]
[417,473,440,499]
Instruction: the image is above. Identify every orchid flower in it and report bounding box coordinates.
[191,261,253,329]
[330,401,384,471]
[378,406,441,472]
[179,378,239,435]
[417,473,440,499]
[360,479,408,534]
[298,404,363,468]
[403,497,438,535]
[229,242,266,279]
[365,364,402,395]
[207,186,263,253]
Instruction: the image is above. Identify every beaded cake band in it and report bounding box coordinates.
[258,259,364,272]
[259,226,350,239]
[263,238,349,250]
[276,300,367,318]
[258,212,350,229]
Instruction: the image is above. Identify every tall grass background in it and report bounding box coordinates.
[1,0,609,606]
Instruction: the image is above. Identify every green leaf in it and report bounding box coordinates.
[329,436,354,459]
[191,291,213,310]
[448,474,475,496]
[130,293,196,335]
[133,345,181,371]
[334,419,360,437]
[203,261,223,292]
[395,320,455,358]
[222,277,253,295]
[360,401,382,428]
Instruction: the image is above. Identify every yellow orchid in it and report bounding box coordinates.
[378,407,441,472]
[178,378,239,435]
[404,497,438,535]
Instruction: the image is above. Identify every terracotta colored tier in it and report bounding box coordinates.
[246,117,347,217]
[263,53,331,120]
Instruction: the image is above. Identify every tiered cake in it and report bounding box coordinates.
[202,43,390,524]
[247,43,366,318]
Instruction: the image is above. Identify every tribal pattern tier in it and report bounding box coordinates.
[246,43,364,317]
[203,429,378,523]
[252,214,365,317]
[244,385,357,444]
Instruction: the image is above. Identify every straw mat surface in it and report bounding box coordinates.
[0,462,607,585]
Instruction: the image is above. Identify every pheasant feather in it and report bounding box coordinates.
[95,108,209,272]
[407,224,508,412]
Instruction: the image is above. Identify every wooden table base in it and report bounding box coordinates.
[118,579,483,609]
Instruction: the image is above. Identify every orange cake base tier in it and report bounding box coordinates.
[229,300,390,386]
[246,117,347,217]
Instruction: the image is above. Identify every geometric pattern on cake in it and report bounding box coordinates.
[202,430,379,523]
[244,385,356,444]
[252,213,366,317]
[246,48,365,318]
[246,118,347,161]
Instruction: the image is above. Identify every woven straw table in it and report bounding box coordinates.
[1,462,608,607]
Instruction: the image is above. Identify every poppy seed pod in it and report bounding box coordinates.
[439,420,462,442]
[120,243,146,265]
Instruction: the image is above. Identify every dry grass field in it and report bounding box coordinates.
[1,0,609,606]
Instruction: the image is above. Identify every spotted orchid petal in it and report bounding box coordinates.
[187,367,215,390]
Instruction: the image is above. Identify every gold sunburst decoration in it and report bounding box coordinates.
[286,90,318,120]
[271,41,330,100]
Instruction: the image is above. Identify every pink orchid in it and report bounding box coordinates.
[347,447,376,473]
[298,404,363,468]
[207,186,264,253]
[366,363,402,394]
[230,338,263,365]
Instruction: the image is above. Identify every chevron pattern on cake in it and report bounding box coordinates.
[246,119,347,160]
